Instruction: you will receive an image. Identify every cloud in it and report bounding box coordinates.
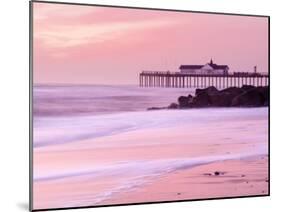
[35,19,179,50]
[33,2,188,55]
[33,2,99,21]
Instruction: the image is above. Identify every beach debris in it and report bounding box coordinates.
[214,171,226,176]
[177,192,181,195]
[214,171,221,176]
[241,174,246,177]
[203,171,226,176]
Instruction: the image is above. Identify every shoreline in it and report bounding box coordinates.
[101,155,268,205]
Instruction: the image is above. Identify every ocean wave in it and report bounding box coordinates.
[33,85,191,117]
[34,108,268,148]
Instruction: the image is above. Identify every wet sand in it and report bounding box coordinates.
[103,156,268,205]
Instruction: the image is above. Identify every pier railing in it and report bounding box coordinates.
[139,71,269,88]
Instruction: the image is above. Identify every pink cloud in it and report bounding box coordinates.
[33,2,268,85]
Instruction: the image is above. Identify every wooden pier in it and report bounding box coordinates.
[139,71,269,88]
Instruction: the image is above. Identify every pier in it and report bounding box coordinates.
[139,71,269,88]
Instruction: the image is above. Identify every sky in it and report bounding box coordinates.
[33,2,269,85]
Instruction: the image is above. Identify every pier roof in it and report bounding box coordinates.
[209,63,229,69]
[179,61,228,70]
[179,65,203,69]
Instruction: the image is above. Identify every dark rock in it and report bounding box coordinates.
[220,87,244,97]
[231,88,265,107]
[195,86,218,96]
[194,86,242,107]
[147,107,166,111]
[257,86,269,106]
[192,87,218,107]
[187,94,193,99]
[178,96,189,107]
[151,85,269,110]
[209,92,233,107]
[208,87,244,107]
[241,85,255,91]
[178,95,193,108]
[193,91,211,107]
[168,103,179,109]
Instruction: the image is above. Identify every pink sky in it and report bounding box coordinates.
[33,2,268,85]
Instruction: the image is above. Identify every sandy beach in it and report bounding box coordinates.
[33,106,268,209]
[103,156,268,205]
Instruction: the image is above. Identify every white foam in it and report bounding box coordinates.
[34,107,268,148]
